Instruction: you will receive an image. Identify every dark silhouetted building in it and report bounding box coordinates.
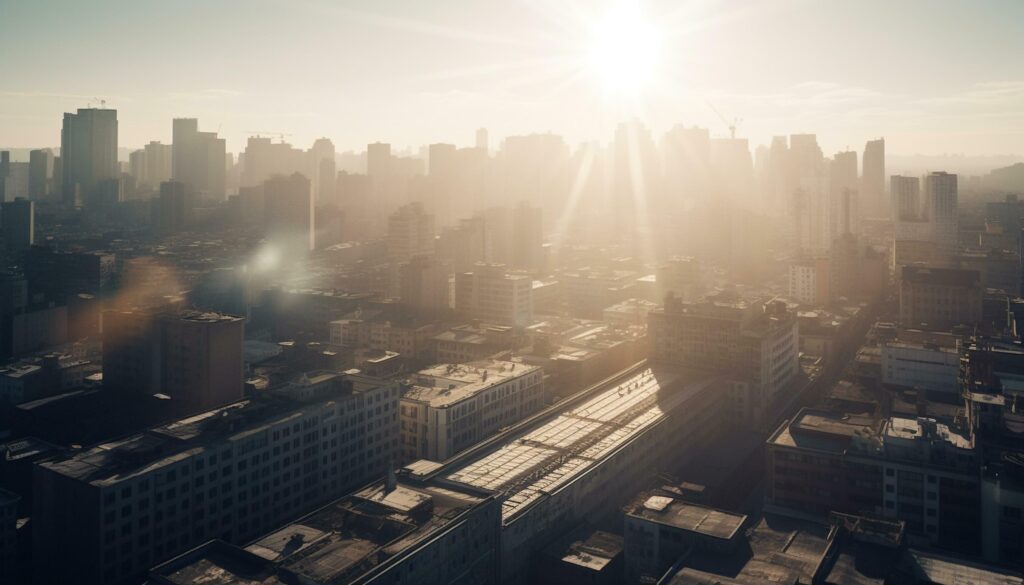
[102,309,244,415]
[60,108,118,207]
[1,198,34,250]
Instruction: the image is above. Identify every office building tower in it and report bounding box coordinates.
[263,173,314,252]
[862,138,885,217]
[171,118,226,201]
[387,202,435,262]
[102,309,244,415]
[309,137,336,202]
[0,152,9,202]
[128,149,146,193]
[157,181,189,234]
[400,360,544,462]
[898,266,981,328]
[662,125,711,204]
[649,296,798,426]
[1,198,34,250]
[28,148,54,200]
[831,150,858,235]
[367,141,391,178]
[925,171,958,247]
[454,263,533,327]
[510,201,543,273]
[33,370,401,585]
[399,254,450,313]
[60,108,118,207]
[239,136,305,188]
[143,141,173,188]
[476,127,489,152]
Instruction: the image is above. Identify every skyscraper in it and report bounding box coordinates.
[862,138,885,217]
[476,127,489,152]
[387,201,435,262]
[309,137,336,203]
[157,180,189,235]
[511,201,543,273]
[172,118,226,201]
[60,107,118,207]
[831,150,859,236]
[925,171,958,247]
[143,141,173,188]
[367,141,392,178]
[1,198,34,250]
[264,172,314,252]
[28,148,54,200]
[0,151,10,203]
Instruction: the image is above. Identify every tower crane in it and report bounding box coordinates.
[706,101,741,140]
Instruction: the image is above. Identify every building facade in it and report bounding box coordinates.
[33,371,401,585]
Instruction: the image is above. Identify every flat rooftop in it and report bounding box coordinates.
[238,481,488,585]
[440,365,717,523]
[769,408,880,455]
[403,361,539,408]
[39,373,373,486]
[884,417,972,449]
[629,495,746,541]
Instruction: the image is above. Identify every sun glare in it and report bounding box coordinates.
[588,1,662,94]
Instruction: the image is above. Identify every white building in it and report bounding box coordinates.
[881,340,960,394]
[788,260,823,305]
[455,263,533,327]
[400,360,543,462]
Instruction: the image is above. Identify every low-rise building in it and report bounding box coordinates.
[623,494,746,583]
[147,477,501,585]
[881,338,960,394]
[400,360,543,462]
[539,527,623,585]
[767,408,980,553]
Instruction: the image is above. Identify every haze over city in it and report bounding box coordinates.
[1,2,1024,585]
[2,0,1023,156]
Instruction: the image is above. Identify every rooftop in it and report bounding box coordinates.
[403,360,539,408]
[769,408,881,455]
[440,364,717,523]
[628,495,746,541]
[39,372,379,486]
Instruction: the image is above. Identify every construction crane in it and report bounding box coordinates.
[242,130,293,143]
[706,101,741,140]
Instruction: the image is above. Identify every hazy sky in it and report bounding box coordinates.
[1,0,1022,156]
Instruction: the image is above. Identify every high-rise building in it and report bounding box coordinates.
[157,180,190,234]
[28,148,54,200]
[476,127,489,152]
[861,138,885,217]
[309,137,336,203]
[925,171,958,247]
[387,201,435,262]
[0,198,34,250]
[0,152,9,202]
[102,309,244,415]
[171,118,226,201]
[263,172,314,252]
[649,296,798,426]
[60,108,118,207]
[239,136,306,188]
[399,254,450,313]
[367,141,391,178]
[510,201,543,273]
[898,266,981,328]
[142,141,172,188]
[455,263,533,327]
[831,150,859,235]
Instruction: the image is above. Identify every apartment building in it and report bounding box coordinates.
[32,371,400,585]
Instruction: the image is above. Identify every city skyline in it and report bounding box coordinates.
[2,0,1023,155]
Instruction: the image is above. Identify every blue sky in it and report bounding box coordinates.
[1,0,1022,155]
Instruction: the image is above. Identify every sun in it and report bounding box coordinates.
[588,1,662,94]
